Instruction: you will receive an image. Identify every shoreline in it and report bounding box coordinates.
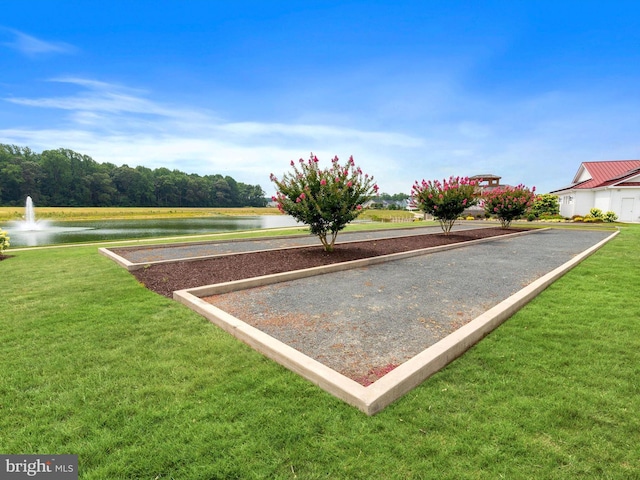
[0,206,283,222]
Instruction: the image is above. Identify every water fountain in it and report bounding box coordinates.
[7,196,99,247]
[17,196,49,231]
[5,197,299,247]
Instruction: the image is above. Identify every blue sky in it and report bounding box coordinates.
[1,1,639,196]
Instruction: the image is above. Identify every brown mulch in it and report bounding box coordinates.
[133,227,527,297]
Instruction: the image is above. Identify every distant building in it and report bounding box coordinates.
[462,174,514,217]
[469,174,513,192]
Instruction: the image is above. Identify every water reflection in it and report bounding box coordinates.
[6,215,301,247]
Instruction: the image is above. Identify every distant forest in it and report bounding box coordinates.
[0,144,267,207]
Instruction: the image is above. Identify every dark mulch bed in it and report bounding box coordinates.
[134,227,528,297]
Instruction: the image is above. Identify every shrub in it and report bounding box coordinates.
[603,211,618,222]
[527,213,536,222]
[0,229,9,255]
[466,216,475,221]
[583,215,603,223]
[531,193,560,217]
[270,154,378,252]
[411,176,480,234]
[589,208,604,219]
[481,184,536,228]
[572,216,584,222]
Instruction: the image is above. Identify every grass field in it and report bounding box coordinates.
[0,206,284,222]
[0,205,416,223]
[1,223,638,479]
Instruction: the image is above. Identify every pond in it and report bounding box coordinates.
[5,215,301,248]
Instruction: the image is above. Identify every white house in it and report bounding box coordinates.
[550,160,640,222]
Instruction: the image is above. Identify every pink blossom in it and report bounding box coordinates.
[320,179,327,185]
[347,181,353,187]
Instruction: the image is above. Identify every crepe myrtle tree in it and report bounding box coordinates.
[270,154,378,252]
[411,176,480,234]
[482,184,536,228]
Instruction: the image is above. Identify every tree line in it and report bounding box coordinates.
[0,144,267,207]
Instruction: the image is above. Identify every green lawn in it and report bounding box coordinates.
[1,225,638,479]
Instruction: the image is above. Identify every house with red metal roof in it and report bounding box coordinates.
[550,160,640,222]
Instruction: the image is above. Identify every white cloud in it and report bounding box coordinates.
[2,74,640,197]
[213,122,424,148]
[7,77,204,120]
[0,77,428,194]
[1,28,77,56]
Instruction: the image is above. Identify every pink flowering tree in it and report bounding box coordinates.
[482,184,536,228]
[270,154,378,252]
[411,176,480,234]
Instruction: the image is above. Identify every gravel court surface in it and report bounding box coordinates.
[203,228,613,384]
[114,223,485,263]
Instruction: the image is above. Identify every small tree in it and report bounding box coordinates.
[482,184,536,228]
[411,176,480,234]
[270,154,378,252]
[531,193,560,218]
[0,229,9,256]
